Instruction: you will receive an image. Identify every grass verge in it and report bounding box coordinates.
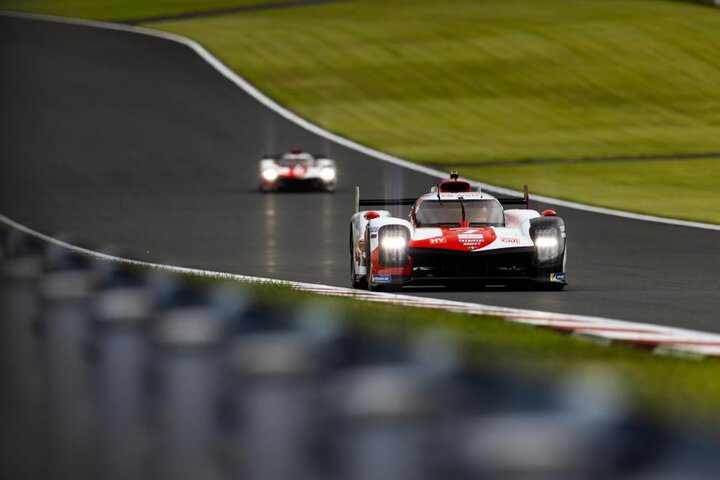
[2,219,720,426]
[462,158,720,224]
[243,279,720,426]
[4,0,720,223]
[142,0,720,223]
[4,0,720,424]
[0,0,302,21]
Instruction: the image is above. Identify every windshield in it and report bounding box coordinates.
[415,199,504,227]
[279,154,314,167]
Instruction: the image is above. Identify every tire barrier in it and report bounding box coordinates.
[1,229,720,480]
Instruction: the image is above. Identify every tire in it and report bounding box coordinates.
[365,232,406,293]
[350,226,366,289]
[350,255,366,289]
[365,237,380,291]
[365,248,402,292]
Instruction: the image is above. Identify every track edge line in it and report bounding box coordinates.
[1,9,719,232]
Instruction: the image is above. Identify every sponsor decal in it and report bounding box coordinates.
[458,229,486,250]
[429,237,447,244]
[457,229,484,241]
[550,272,566,283]
[374,274,392,283]
[369,227,379,233]
[500,237,520,244]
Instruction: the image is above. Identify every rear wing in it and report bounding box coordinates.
[354,186,530,213]
[354,187,416,213]
[495,185,530,210]
[354,185,530,213]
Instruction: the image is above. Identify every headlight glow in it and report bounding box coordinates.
[381,236,407,250]
[534,228,561,263]
[262,169,278,181]
[320,167,336,181]
[534,236,558,249]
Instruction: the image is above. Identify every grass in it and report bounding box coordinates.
[4,0,720,424]
[0,0,302,21]
[3,0,720,222]
[464,158,720,224]
[245,279,720,426]
[141,0,720,223]
[4,215,720,427]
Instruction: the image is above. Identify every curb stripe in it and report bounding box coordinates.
[2,212,720,357]
[1,12,719,357]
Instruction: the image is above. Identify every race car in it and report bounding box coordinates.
[259,149,337,192]
[350,173,567,291]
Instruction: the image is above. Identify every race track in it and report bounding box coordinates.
[1,15,718,331]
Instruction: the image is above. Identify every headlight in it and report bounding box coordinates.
[533,228,560,263]
[320,167,336,181]
[378,227,410,267]
[262,169,278,181]
[381,236,407,250]
[534,236,558,249]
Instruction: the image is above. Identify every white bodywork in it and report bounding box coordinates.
[259,152,337,191]
[351,188,567,286]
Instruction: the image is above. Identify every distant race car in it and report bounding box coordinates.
[259,149,337,192]
[350,173,567,291]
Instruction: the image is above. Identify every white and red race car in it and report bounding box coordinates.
[350,174,567,291]
[259,149,337,192]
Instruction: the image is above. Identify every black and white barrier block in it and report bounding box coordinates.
[229,332,318,480]
[149,304,226,480]
[38,242,96,480]
[89,259,154,480]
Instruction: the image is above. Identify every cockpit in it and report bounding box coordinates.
[414,199,505,227]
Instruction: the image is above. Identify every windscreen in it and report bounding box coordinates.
[415,199,504,227]
[279,154,314,167]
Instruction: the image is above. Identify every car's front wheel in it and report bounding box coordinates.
[350,227,366,289]
[350,255,366,289]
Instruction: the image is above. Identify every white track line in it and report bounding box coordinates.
[2,10,720,232]
[1,11,720,357]
[3,211,720,357]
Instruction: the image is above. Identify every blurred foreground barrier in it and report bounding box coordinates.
[38,241,96,479]
[90,260,153,480]
[2,231,720,480]
[0,231,45,479]
[150,303,226,480]
[230,332,317,480]
[331,365,435,480]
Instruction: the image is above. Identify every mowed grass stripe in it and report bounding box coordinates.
[147,0,720,161]
[4,0,720,223]
[461,158,720,224]
[0,0,298,21]
[146,0,720,223]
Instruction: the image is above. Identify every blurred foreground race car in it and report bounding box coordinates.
[259,149,337,192]
[350,174,567,291]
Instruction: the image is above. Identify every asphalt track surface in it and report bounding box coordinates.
[1,16,719,332]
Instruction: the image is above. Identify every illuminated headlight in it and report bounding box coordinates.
[320,167,336,181]
[534,229,560,263]
[262,169,278,181]
[534,236,558,249]
[381,236,407,250]
[379,227,410,267]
